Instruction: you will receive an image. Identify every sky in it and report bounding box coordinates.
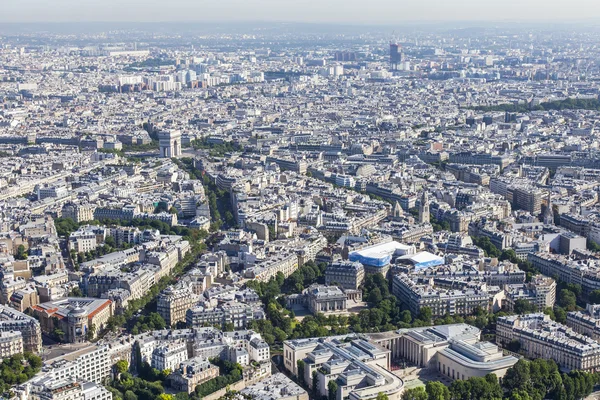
[2,0,600,24]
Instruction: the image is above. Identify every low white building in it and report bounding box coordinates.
[249,337,270,363]
[152,340,188,371]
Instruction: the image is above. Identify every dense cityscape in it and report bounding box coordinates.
[1,20,600,400]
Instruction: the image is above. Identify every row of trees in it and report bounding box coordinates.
[190,138,244,157]
[502,359,597,400]
[98,141,160,158]
[402,359,598,400]
[104,238,207,336]
[174,157,236,231]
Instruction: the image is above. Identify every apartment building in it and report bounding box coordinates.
[503,275,556,312]
[169,356,219,394]
[325,261,365,290]
[0,330,23,358]
[496,313,600,372]
[566,304,600,341]
[392,273,493,318]
[152,340,188,371]
[186,301,265,329]
[0,304,42,353]
[44,345,112,384]
[157,285,198,326]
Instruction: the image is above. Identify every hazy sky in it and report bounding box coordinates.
[2,0,600,23]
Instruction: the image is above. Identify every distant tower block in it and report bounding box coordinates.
[158,130,182,158]
[390,43,402,70]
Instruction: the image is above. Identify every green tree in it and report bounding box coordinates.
[500,249,520,264]
[124,391,138,400]
[554,306,567,323]
[590,289,600,304]
[297,360,306,386]
[53,328,65,341]
[587,239,600,252]
[402,387,428,400]
[377,393,390,400]
[115,360,129,374]
[104,236,116,248]
[274,327,288,342]
[418,307,433,324]
[69,286,84,297]
[513,299,537,314]
[543,307,556,321]
[400,310,412,324]
[328,380,339,400]
[15,244,28,260]
[368,287,383,305]
[503,359,530,391]
[558,289,577,311]
[449,380,470,400]
[86,324,96,341]
[426,381,450,400]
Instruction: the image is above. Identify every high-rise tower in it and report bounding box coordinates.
[390,43,402,71]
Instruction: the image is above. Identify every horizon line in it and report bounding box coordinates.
[1,19,600,25]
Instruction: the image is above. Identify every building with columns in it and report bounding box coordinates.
[284,325,516,400]
[366,324,517,379]
[306,284,347,314]
[286,284,362,315]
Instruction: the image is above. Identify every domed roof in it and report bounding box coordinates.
[69,306,87,317]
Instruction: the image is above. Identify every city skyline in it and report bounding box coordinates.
[3,4,600,400]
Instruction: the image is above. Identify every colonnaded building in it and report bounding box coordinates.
[283,324,518,400]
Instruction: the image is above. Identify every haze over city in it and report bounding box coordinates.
[2,0,600,23]
[3,1,600,400]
